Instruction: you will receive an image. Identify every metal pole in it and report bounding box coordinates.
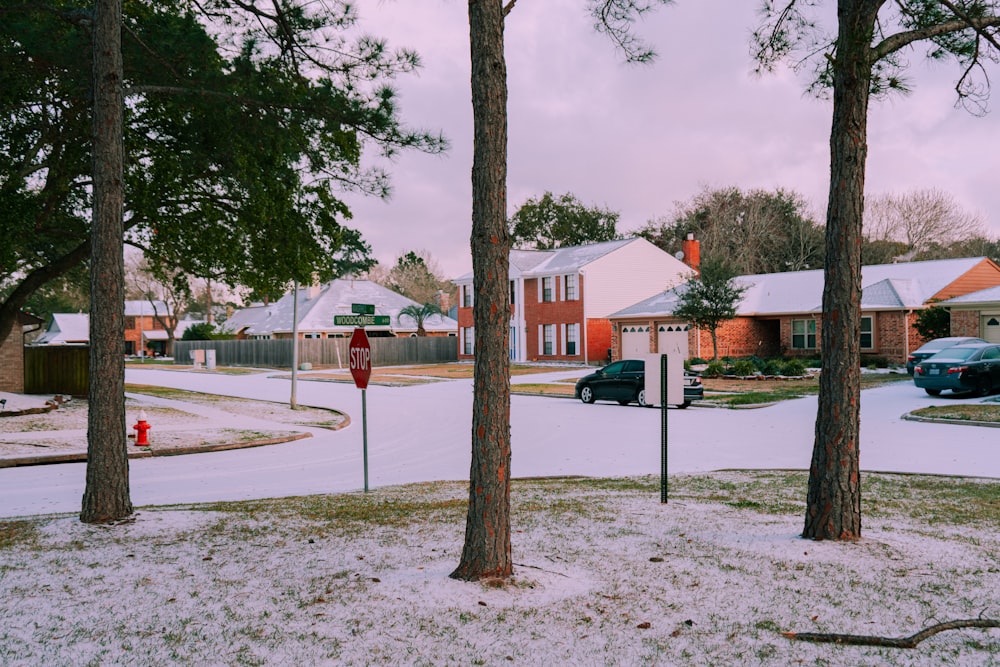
[362,387,369,492]
[660,354,669,504]
[290,280,299,409]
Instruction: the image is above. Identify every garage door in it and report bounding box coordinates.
[657,324,690,360]
[984,315,1000,343]
[621,326,650,357]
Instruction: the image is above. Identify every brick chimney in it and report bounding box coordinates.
[681,234,700,272]
[435,289,450,312]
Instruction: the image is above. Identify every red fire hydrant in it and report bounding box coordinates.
[133,409,152,446]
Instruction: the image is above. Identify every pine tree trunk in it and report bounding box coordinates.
[803,1,877,541]
[81,0,132,524]
[451,0,512,581]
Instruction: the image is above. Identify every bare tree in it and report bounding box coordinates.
[755,1,1000,541]
[865,189,986,261]
[126,255,188,356]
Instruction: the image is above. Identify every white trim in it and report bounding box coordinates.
[560,323,567,355]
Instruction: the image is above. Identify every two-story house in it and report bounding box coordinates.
[453,237,694,364]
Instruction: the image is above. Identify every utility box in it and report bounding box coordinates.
[205,349,216,370]
[642,353,683,407]
[191,349,205,369]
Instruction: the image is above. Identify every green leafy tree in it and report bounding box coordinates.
[755,0,1000,541]
[181,322,217,341]
[2,0,442,524]
[0,0,443,347]
[637,187,824,274]
[672,258,749,361]
[454,0,670,582]
[913,304,951,341]
[397,303,445,336]
[509,191,621,250]
[386,251,455,306]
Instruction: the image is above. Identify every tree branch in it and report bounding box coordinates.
[783,618,1000,648]
[872,17,1000,61]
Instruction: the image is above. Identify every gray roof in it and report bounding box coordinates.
[455,238,638,282]
[124,300,173,317]
[223,279,457,336]
[33,313,90,345]
[611,257,993,319]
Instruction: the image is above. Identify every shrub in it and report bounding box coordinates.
[702,361,726,377]
[690,357,708,366]
[759,359,783,376]
[781,359,807,377]
[731,359,756,377]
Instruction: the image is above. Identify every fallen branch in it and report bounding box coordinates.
[783,618,1000,648]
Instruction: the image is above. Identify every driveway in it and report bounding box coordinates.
[0,368,996,518]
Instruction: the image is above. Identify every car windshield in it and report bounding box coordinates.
[927,347,980,362]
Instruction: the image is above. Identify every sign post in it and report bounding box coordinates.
[349,327,372,492]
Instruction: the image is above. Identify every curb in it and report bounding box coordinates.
[0,431,313,469]
[901,413,1000,428]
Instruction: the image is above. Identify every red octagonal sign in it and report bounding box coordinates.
[349,327,372,389]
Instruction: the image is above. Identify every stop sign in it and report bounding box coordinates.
[349,327,372,389]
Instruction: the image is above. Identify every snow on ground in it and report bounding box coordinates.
[1,473,996,666]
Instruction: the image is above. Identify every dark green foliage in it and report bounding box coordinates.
[0,0,444,342]
[509,191,620,250]
[780,359,807,377]
[914,304,951,341]
[181,323,217,341]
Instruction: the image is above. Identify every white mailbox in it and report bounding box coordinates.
[643,353,684,407]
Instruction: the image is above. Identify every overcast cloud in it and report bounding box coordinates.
[342,1,1000,279]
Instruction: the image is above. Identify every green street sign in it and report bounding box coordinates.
[351,303,375,315]
[334,314,390,327]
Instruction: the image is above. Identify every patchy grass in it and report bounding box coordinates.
[2,472,997,666]
[511,383,576,397]
[909,402,1000,424]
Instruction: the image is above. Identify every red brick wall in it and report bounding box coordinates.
[522,277,591,362]
[0,327,24,392]
[692,317,779,359]
[950,309,981,337]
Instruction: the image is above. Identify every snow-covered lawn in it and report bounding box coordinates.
[2,471,997,666]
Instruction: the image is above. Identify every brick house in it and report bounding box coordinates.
[453,238,693,364]
[222,278,458,339]
[609,255,1000,364]
[0,312,45,393]
[33,303,201,357]
[939,285,1000,343]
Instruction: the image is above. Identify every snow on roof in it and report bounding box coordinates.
[611,257,991,318]
[938,283,1000,306]
[125,300,173,317]
[228,279,457,336]
[454,238,640,283]
[33,313,90,345]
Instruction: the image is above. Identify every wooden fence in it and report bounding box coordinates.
[174,336,458,369]
[24,345,90,396]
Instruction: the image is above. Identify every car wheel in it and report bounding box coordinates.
[678,400,691,409]
[579,386,595,404]
[924,389,942,396]
[617,400,630,406]
[636,389,648,407]
[974,376,992,398]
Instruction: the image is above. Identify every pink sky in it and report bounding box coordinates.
[342,1,1000,278]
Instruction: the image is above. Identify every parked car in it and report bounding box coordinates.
[906,336,987,375]
[912,342,1000,397]
[574,359,704,408]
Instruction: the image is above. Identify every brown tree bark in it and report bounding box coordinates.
[803,0,881,541]
[81,0,132,524]
[451,0,512,581]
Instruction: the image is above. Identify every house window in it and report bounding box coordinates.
[304,332,321,339]
[542,324,554,355]
[463,327,474,355]
[860,316,873,350]
[566,323,578,356]
[541,277,554,302]
[791,319,816,349]
[564,274,578,301]
[125,317,136,329]
[462,285,473,308]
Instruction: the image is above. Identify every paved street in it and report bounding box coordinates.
[0,368,996,519]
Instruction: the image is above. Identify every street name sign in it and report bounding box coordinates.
[334,314,390,327]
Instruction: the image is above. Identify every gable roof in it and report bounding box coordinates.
[33,314,90,345]
[125,300,173,317]
[455,238,641,282]
[939,284,1000,306]
[223,279,458,336]
[611,257,997,319]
